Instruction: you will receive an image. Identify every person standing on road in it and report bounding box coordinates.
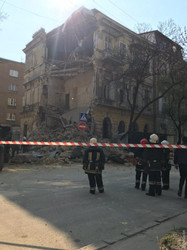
[174,136,187,198]
[161,140,171,190]
[83,138,105,194]
[133,138,148,191]
[143,134,164,196]
[0,144,4,171]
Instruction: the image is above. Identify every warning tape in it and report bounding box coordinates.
[0,141,187,149]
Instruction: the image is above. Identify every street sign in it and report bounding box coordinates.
[80,113,88,122]
[78,122,87,131]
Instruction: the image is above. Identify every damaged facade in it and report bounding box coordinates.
[21,7,181,142]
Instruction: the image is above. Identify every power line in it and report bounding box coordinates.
[92,0,126,25]
[107,0,139,23]
[0,0,60,23]
[0,0,6,12]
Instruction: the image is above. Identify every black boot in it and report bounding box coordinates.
[146,193,155,197]
[178,190,182,197]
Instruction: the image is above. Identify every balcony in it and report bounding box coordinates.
[98,48,125,66]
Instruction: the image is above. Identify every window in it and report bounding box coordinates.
[159,96,167,113]
[104,36,113,51]
[119,89,124,104]
[65,94,70,110]
[161,64,167,76]
[9,69,19,78]
[118,121,125,134]
[104,85,109,99]
[8,84,18,91]
[8,98,16,106]
[7,113,15,121]
[119,42,126,57]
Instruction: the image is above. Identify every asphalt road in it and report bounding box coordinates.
[0,163,186,250]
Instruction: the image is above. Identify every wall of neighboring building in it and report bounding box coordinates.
[0,58,24,128]
[92,105,154,139]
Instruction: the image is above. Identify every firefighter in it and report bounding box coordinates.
[83,138,105,194]
[0,145,4,171]
[134,138,148,191]
[143,133,164,196]
[161,140,171,190]
[174,136,187,198]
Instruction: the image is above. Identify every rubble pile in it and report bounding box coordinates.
[10,124,133,166]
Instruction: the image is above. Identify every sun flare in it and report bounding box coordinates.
[50,0,86,12]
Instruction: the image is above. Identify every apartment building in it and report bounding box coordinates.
[0,58,24,139]
[21,7,185,142]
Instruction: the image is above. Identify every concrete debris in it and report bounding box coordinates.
[9,124,132,166]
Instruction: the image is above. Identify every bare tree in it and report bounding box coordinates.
[135,23,153,34]
[159,61,187,144]
[158,19,187,60]
[119,32,186,141]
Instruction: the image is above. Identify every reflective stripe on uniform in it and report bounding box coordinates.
[96,152,100,161]
[149,181,155,185]
[88,152,92,170]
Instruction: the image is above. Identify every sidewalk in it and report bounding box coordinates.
[80,210,187,250]
[92,211,187,250]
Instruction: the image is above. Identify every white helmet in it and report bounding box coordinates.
[90,137,97,144]
[149,133,159,143]
[161,140,169,145]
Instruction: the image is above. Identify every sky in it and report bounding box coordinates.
[0,0,187,62]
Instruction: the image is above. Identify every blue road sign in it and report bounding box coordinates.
[80,113,88,122]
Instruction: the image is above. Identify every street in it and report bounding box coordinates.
[0,163,186,250]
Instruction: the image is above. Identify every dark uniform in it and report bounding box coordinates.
[161,149,171,190]
[134,148,147,191]
[143,148,164,196]
[174,138,187,198]
[83,146,105,194]
[0,145,4,171]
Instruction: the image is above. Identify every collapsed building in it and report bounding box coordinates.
[21,7,179,142]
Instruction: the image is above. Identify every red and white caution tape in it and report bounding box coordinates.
[0,141,187,149]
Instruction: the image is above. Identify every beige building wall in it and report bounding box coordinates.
[93,105,153,137]
[64,70,95,110]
